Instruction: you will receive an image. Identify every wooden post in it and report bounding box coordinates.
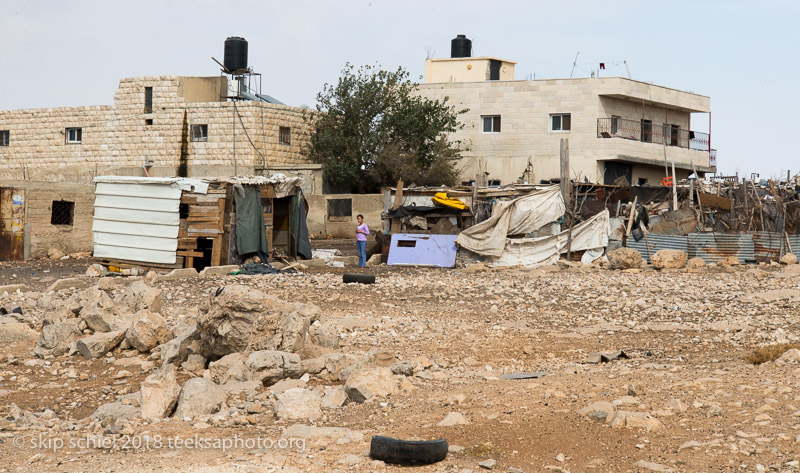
[560,139,570,205]
[671,161,678,211]
[625,196,639,237]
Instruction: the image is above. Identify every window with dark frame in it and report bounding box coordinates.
[482,115,501,133]
[279,126,291,145]
[144,87,153,114]
[551,114,571,132]
[0,130,8,146]
[145,119,153,126]
[51,200,74,226]
[641,119,652,142]
[190,124,208,142]
[66,127,82,144]
[327,198,352,222]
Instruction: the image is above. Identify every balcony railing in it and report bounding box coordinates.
[597,117,710,152]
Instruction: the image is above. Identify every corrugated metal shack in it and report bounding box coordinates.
[92,175,308,270]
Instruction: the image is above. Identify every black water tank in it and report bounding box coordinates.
[224,36,248,72]
[451,35,472,58]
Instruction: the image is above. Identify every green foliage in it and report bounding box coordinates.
[304,64,466,193]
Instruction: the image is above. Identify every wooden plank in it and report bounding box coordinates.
[697,192,732,211]
[187,230,221,237]
[219,184,234,266]
[259,185,276,199]
[218,198,226,233]
[177,250,204,257]
[188,205,220,214]
[180,196,198,205]
[187,216,220,223]
[211,237,221,266]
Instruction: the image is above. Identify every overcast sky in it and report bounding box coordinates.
[2,0,797,179]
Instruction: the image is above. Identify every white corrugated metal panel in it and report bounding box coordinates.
[92,181,181,264]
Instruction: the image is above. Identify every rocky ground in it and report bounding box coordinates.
[0,254,799,473]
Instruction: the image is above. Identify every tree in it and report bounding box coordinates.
[304,64,466,193]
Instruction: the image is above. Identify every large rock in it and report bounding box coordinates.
[607,248,643,270]
[76,330,126,359]
[650,249,687,269]
[174,378,228,419]
[781,253,797,265]
[209,353,248,384]
[274,388,322,421]
[344,367,397,403]
[607,411,662,431]
[120,280,162,314]
[244,350,302,384]
[0,284,29,295]
[686,257,707,272]
[154,268,198,283]
[80,291,119,332]
[0,323,38,346]
[157,326,196,365]
[196,285,316,357]
[281,424,364,447]
[89,402,140,422]
[125,310,171,352]
[718,256,740,267]
[34,322,81,358]
[140,365,180,419]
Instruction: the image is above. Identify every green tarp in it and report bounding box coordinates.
[233,184,269,255]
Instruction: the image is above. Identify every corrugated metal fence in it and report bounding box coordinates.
[625,232,797,264]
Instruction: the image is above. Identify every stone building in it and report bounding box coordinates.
[417,37,716,187]
[0,75,320,259]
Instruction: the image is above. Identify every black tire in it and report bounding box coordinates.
[369,435,448,464]
[343,273,376,284]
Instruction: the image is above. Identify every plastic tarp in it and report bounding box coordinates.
[233,184,269,255]
[455,186,566,257]
[490,210,610,267]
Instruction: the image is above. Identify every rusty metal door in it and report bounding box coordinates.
[0,188,25,260]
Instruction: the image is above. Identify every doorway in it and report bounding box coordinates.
[0,188,25,261]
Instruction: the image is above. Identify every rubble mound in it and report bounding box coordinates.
[196,285,318,357]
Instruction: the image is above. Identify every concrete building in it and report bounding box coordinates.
[0,75,321,259]
[418,37,716,187]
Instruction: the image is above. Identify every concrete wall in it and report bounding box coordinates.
[416,77,711,186]
[425,57,516,83]
[306,193,384,239]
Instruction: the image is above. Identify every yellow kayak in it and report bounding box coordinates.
[432,192,468,210]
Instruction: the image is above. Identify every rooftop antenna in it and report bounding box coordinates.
[570,52,580,78]
[624,60,631,79]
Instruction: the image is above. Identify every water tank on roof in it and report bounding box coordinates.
[451,35,472,58]
[224,37,248,72]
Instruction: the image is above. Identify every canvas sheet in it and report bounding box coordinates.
[490,210,609,267]
[455,185,566,257]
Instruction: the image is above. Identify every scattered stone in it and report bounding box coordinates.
[438,412,470,426]
[121,280,162,314]
[321,386,348,409]
[281,424,363,447]
[607,248,643,270]
[776,348,800,364]
[578,401,615,421]
[158,326,200,365]
[174,378,228,419]
[678,440,702,451]
[781,253,797,265]
[338,454,362,466]
[635,460,674,472]
[76,330,126,359]
[274,388,322,421]
[46,278,88,292]
[125,310,172,352]
[244,350,302,384]
[345,367,397,403]
[140,366,180,419]
[478,458,497,469]
[198,265,240,277]
[34,322,81,358]
[608,411,662,431]
[85,264,109,277]
[154,268,199,282]
[89,401,140,422]
[651,249,687,269]
[0,323,38,346]
[686,257,707,272]
[180,354,207,375]
[268,378,307,395]
[0,284,29,295]
[718,256,740,266]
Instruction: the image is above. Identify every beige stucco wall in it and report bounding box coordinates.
[425,57,516,83]
[305,193,384,239]
[0,76,314,184]
[417,77,711,185]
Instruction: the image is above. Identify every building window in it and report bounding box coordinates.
[145,119,153,126]
[66,127,82,144]
[327,198,352,222]
[0,130,8,147]
[190,124,208,142]
[641,119,652,143]
[488,179,501,186]
[610,115,620,135]
[144,87,153,114]
[550,114,571,132]
[279,126,291,145]
[482,115,501,133]
[51,200,74,226]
